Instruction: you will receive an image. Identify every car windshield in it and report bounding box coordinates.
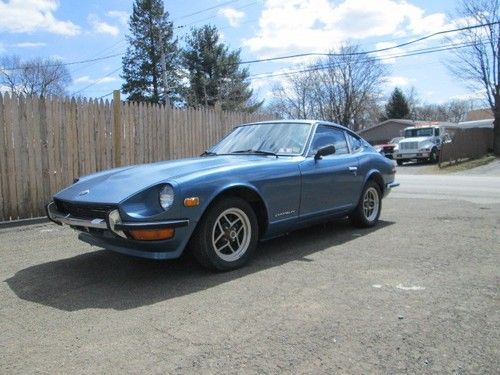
[209,122,312,156]
[405,128,434,137]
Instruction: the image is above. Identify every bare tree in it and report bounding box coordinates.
[0,56,72,97]
[410,100,474,122]
[449,0,499,154]
[269,44,387,131]
[270,68,318,119]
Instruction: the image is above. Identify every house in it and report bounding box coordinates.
[464,108,494,121]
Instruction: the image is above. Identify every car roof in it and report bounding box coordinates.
[241,119,352,132]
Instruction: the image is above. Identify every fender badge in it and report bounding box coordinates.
[78,189,90,196]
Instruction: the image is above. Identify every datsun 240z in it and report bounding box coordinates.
[47,120,399,271]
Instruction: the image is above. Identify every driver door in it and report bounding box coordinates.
[299,125,361,218]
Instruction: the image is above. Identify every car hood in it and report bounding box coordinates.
[54,155,285,204]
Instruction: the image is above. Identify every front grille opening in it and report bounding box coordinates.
[54,198,116,219]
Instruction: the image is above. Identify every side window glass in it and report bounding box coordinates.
[310,126,349,156]
[345,132,363,153]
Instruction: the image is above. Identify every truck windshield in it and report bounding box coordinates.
[405,127,434,137]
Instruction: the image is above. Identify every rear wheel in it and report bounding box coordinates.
[396,159,404,166]
[350,181,382,228]
[191,196,258,271]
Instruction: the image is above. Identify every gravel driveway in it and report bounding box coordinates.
[1,174,499,374]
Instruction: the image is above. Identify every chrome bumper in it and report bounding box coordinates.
[384,181,400,197]
[46,201,189,233]
[46,202,107,229]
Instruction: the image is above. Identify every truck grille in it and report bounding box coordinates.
[400,142,418,150]
[54,199,116,219]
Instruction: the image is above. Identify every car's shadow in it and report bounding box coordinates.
[5,219,393,311]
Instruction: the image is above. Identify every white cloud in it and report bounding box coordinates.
[0,0,80,35]
[14,42,47,48]
[75,75,118,85]
[218,7,245,27]
[384,75,411,88]
[243,0,449,57]
[107,10,129,26]
[88,14,119,36]
[449,90,486,102]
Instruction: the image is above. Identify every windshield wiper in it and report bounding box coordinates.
[230,149,278,157]
[200,150,218,156]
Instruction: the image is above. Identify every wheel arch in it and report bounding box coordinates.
[200,184,269,239]
[364,170,385,196]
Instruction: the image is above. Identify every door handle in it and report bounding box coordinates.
[348,166,358,172]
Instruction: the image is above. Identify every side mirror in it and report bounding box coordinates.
[314,144,336,160]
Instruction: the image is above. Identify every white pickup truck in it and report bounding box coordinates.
[394,125,452,166]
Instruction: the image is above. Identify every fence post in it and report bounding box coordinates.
[113,90,122,167]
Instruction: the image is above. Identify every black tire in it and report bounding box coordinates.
[396,159,404,166]
[349,180,382,228]
[429,148,438,163]
[190,196,258,271]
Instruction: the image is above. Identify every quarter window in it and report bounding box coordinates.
[345,132,363,153]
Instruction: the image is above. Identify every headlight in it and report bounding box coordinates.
[159,184,174,210]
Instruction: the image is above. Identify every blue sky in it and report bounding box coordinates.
[0,0,481,105]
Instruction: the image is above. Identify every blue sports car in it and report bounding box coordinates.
[47,120,399,271]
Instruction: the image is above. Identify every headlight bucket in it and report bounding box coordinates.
[159,184,174,211]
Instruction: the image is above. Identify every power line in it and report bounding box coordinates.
[3,20,495,73]
[173,0,242,22]
[247,41,480,81]
[175,0,261,29]
[2,53,123,71]
[237,21,499,66]
[72,66,122,95]
[98,91,115,99]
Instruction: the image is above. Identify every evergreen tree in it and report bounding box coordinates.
[121,0,180,104]
[182,25,261,112]
[385,87,410,119]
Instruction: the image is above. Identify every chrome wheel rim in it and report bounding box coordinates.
[212,208,251,262]
[363,187,379,222]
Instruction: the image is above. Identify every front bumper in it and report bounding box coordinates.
[394,151,430,160]
[46,201,192,259]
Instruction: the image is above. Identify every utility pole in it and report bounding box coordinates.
[158,32,170,106]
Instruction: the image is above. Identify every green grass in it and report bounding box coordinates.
[437,154,497,173]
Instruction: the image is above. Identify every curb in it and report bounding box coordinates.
[0,217,49,229]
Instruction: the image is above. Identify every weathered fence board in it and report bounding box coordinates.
[439,127,494,167]
[0,92,272,221]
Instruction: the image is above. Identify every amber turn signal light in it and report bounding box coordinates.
[128,228,174,241]
[184,197,200,207]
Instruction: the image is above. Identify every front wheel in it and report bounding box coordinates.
[396,159,404,166]
[429,148,439,163]
[190,196,258,271]
[349,181,382,228]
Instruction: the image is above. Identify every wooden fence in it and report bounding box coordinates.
[439,127,494,167]
[0,92,272,221]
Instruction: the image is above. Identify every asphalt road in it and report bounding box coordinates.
[1,172,499,374]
